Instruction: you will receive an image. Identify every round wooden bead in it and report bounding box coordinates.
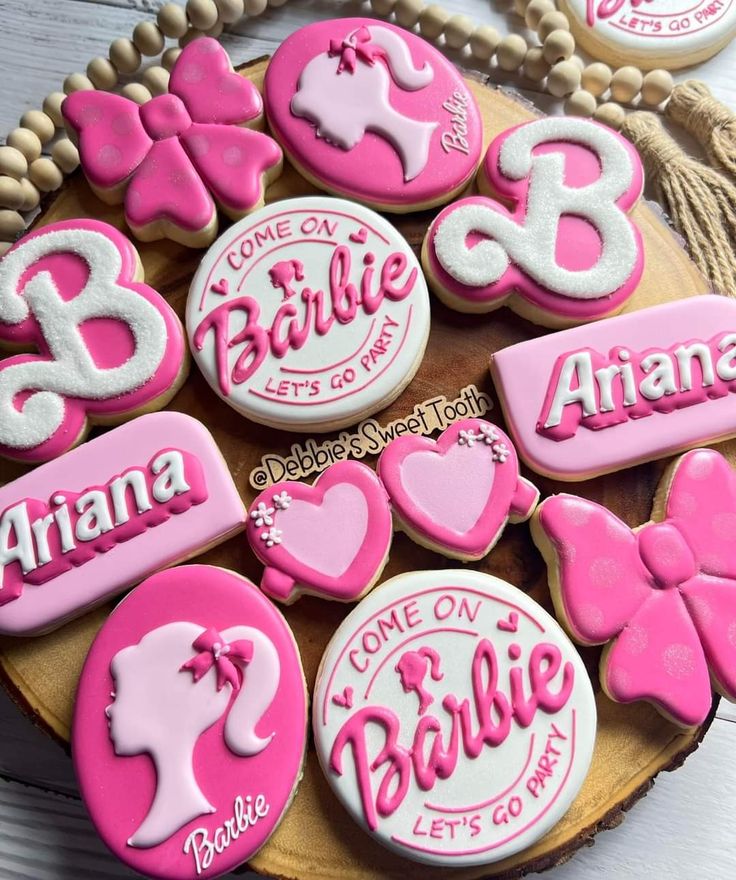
[594,101,626,130]
[0,146,28,181]
[469,25,501,61]
[525,0,555,29]
[547,59,581,97]
[419,5,449,39]
[543,29,575,64]
[142,66,171,96]
[19,110,55,144]
[444,14,474,50]
[205,19,224,37]
[537,11,570,41]
[565,89,597,117]
[121,82,152,105]
[162,47,183,71]
[51,139,80,174]
[87,57,118,90]
[244,0,268,15]
[569,54,585,71]
[0,177,23,211]
[215,0,245,22]
[28,157,63,192]
[179,28,204,47]
[63,73,95,95]
[133,21,165,57]
[394,0,424,29]
[513,0,530,14]
[523,46,550,82]
[18,177,41,212]
[610,65,643,103]
[497,34,528,71]
[43,92,67,128]
[0,242,12,258]
[6,128,42,163]
[640,69,674,107]
[158,2,189,39]
[0,209,25,241]
[187,0,218,30]
[109,38,142,75]
[371,0,397,15]
[581,62,612,98]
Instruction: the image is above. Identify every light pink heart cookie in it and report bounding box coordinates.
[377,419,538,560]
[246,460,392,604]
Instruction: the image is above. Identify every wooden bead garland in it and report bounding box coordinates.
[6,129,42,163]
[20,110,55,144]
[0,177,23,211]
[0,146,28,181]
[109,38,142,75]
[87,57,118,91]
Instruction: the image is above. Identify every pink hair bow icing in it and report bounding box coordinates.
[63,37,282,244]
[180,627,254,692]
[533,448,736,728]
[328,26,385,74]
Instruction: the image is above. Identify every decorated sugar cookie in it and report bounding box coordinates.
[0,412,245,636]
[63,37,283,248]
[73,565,307,880]
[0,219,187,463]
[186,196,430,432]
[560,0,736,71]
[246,460,392,604]
[423,117,644,328]
[532,448,736,728]
[377,419,538,560]
[492,295,736,480]
[263,18,483,212]
[314,569,596,866]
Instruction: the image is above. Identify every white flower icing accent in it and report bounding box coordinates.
[273,491,292,511]
[492,442,511,463]
[479,424,499,445]
[261,527,282,548]
[458,429,477,447]
[251,502,275,528]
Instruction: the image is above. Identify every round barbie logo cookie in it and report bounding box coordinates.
[313,569,596,867]
[186,196,430,432]
[73,565,307,880]
[263,18,483,211]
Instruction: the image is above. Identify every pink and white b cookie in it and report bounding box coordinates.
[532,448,736,728]
[63,38,283,248]
[422,117,644,328]
[186,196,430,432]
[73,565,307,880]
[264,18,483,213]
[377,419,538,560]
[246,460,392,604]
[313,568,596,866]
[0,219,187,462]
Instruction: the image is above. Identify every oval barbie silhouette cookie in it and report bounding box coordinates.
[264,18,483,212]
[73,565,307,880]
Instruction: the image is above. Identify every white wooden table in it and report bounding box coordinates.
[1,1,735,877]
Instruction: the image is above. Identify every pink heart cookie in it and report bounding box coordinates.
[246,460,392,604]
[378,419,538,560]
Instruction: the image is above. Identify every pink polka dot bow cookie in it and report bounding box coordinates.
[63,38,283,248]
[532,448,736,728]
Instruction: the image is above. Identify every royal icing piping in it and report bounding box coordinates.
[491,296,736,480]
[313,568,596,866]
[73,565,307,879]
[263,18,482,209]
[246,460,392,604]
[63,37,282,244]
[0,412,245,635]
[0,219,185,462]
[425,117,644,323]
[186,196,431,432]
[532,447,736,728]
[377,419,539,560]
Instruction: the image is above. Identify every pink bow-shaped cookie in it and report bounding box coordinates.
[328,26,385,74]
[180,626,254,692]
[533,448,736,727]
[63,37,282,246]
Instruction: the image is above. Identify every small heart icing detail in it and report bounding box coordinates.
[210,278,229,296]
[497,611,519,633]
[349,227,368,244]
[332,686,354,709]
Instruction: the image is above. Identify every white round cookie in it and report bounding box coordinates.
[186,196,430,432]
[560,0,736,70]
[313,569,597,867]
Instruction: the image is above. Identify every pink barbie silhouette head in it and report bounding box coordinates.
[395,646,443,716]
[290,25,438,182]
[107,621,280,849]
[269,258,305,301]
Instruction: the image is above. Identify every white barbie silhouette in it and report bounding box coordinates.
[291,25,438,182]
[107,621,280,848]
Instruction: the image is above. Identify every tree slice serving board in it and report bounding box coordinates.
[0,59,722,880]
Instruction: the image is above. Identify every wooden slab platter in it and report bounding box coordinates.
[0,58,721,880]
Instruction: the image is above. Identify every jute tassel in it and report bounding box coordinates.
[621,111,736,297]
[666,80,736,180]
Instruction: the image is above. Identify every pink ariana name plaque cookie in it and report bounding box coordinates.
[73,565,307,880]
[263,18,483,212]
[313,569,596,867]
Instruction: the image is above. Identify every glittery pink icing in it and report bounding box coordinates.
[535,447,736,727]
[263,18,482,209]
[246,460,392,603]
[377,419,539,559]
[73,565,306,879]
[63,37,282,239]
